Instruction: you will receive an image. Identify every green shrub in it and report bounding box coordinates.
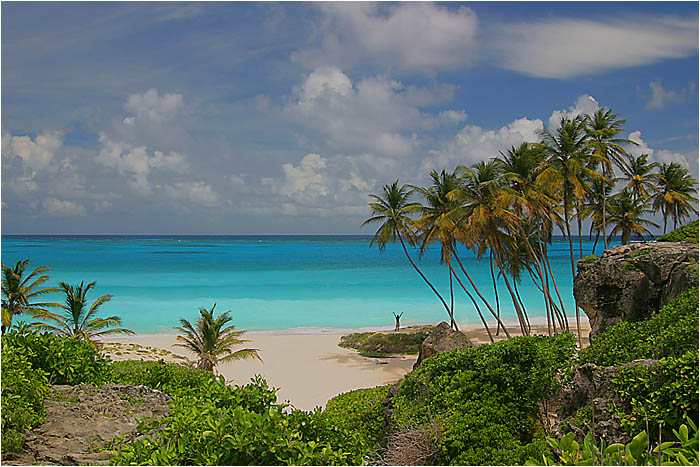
[110,376,367,465]
[322,385,389,448]
[657,221,699,243]
[1,340,50,455]
[2,331,112,385]
[390,332,576,465]
[580,254,598,263]
[614,350,699,436]
[110,360,216,397]
[530,416,699,466]
[578,288,699,366]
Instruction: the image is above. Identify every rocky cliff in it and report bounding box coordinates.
[574,241,698,341]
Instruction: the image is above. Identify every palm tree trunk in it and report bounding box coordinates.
[489,251,503,336]
[576,202,584,259]
[448,256,456,331]
[602,193,608,249]
[397,234,454,324]
[492,252,528,336]
[513,282,531,334]
[592,230,600,255]
[544,244,569,331]
[452,250,511,337]
[564,188,582,347]
[448,263,493,342]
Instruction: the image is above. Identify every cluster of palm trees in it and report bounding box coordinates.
[1,259,133,341]
[364,108,698,347]
[2,259,259,373]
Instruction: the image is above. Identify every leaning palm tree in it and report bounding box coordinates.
[174,304,261,372]
[31,281,133,343]
[607,191,659,244]
[1,259,60,334]
[651,162,698,233]
[363,181,454,325]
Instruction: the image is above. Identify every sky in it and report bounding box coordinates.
[1,1,698,235]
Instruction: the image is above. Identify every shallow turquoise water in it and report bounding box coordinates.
[1,235,618,333]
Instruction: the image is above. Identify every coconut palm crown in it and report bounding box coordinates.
[31,281,133,343]
[2,260,60,334]
[175,304,261,372]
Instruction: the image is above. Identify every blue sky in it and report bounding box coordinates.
[2,1,698,234]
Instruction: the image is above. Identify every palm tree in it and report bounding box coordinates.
[584,177,615,254]
[537,116,603,347]
[651,162,698,233]
[607,191,659,244]
[1,259,59,334]
[620,153,659,202]
[174,304,261,372]
[412,170,464,331]
[31,281,133,343]
[584,108,635,249]
[362,181,454,324]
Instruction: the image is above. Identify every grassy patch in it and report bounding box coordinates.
[339,326,434,356]
[657,221,699,243]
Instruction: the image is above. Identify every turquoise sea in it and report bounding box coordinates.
[1,235,619,334]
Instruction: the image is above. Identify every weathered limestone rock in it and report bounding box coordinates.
[413,321,474,369]
[574,242,698,341]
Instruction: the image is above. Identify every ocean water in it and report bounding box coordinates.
[1,235,620,334]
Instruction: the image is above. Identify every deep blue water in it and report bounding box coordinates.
[1,235,618,333]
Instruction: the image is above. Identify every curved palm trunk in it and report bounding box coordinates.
[397,233,454,325]
[448,262,456,331]
[452,250,511,338]
[592,230,600,255]
[576,202,584,259]
[492,252,528,336]
[513,282,531,334]
[448,262,492,342]
[602,193,609,250]
[544,244,569,331]
[489,251,504,336]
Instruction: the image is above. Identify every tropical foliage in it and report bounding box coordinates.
[31,281,133,343]
[1,260,59,334]
[174,304,261,372]
[364,107,698,344]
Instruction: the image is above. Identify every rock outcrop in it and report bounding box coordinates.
[7,384,172,466]
[413,321,474,369]
[574,242,698,341]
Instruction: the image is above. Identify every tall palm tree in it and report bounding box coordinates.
[620,153,659,202]
[651,162,698,233]
[175,304,261,372]
[607,191,659,244]
[1,260,59,334]
[537,116,602,347]
[412,170,464,331]
[584,177,615,254]
[31,281,133,343]
[585,108,635,249]
[363,181,454,324]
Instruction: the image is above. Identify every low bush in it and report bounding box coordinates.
[1,340,51,455]
[389,332,576,465]
[2,330,112,385]
[339,326,432,356]
[578,288,699,366]
[110,360,215,397]
[614,350,699,437]
[110,376,367,465]
[322,385,389,448]
[657,220,699,243]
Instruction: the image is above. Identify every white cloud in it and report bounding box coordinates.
[274,153,330,200]
[439,110,468,125]
[292,3,478,71]
[124,88,184,124]
[627,130,693,170]
[163,181,219,206]
[491,16,698,78]
[2,131,63,170]
[547,95,599,130]
[42,197,86,216]
[640,81,687,109]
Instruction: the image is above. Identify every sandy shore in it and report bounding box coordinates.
[101,319,590,411]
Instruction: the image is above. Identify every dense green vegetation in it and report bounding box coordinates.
[657,220,699,243]
[322,385,390,448]
[388,333,576,465]
[577,288,699,366]
[339,326,432,356]
[1,339,51,453]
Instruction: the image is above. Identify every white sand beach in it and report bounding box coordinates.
[102,320,590,411]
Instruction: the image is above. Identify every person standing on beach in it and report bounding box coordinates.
[393,312,403,331]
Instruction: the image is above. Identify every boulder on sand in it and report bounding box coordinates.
[413,321,474,369]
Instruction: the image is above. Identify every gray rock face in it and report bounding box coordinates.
[574,242,698,341]
[413,321,474,370]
